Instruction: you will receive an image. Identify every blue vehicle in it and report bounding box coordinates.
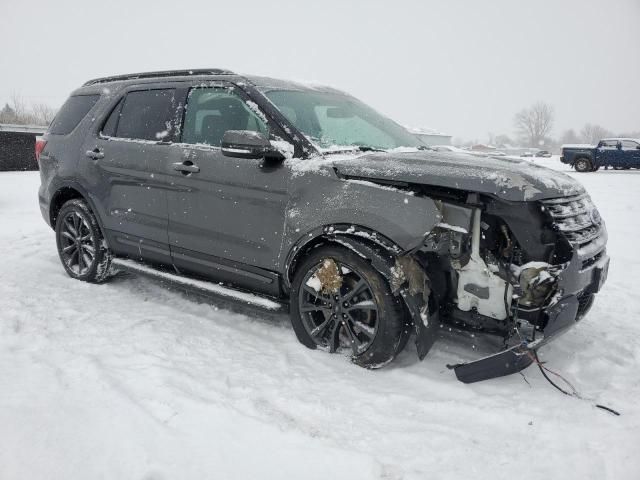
[561,138,640,172]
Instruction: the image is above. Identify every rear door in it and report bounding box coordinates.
[82,86,182,264]
[620,139,640,167]
[165,83,290,295]
[597,139,620,167]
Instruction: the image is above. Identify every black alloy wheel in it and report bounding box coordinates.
[574,158,593,172]
[59,210,96,276]
[290,245,407,368]
[55,199,113,283]
[298,259,379,356]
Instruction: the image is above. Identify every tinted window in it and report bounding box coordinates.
[600,140,618,148]
[181,88,267,147]
[621,140,639,150]
[116,89,177,141]
[49,95,99,135]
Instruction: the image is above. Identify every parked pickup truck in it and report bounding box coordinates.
[561,138,640,172]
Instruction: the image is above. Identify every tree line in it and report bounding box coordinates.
[512,101,638,147]
[0,94,57,126]
[460,101,639,149]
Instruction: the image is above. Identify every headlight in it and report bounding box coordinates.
[518,264,558,307]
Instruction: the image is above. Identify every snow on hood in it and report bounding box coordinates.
[331,150,585,201]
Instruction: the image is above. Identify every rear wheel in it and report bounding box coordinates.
[574,157,593,172]
[55,199,112,283]
[290,245,406,368]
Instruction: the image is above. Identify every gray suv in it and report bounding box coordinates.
[37,69,609,382]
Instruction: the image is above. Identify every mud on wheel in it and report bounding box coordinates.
[55,199,113,283]
[290,245,406,368]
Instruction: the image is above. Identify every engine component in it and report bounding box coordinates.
[454,208,512,320]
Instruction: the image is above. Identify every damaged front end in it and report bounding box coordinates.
[390,190,609,383]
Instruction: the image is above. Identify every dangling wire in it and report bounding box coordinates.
[530,350,620,416]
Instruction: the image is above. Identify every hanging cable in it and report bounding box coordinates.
[530,350,620,416]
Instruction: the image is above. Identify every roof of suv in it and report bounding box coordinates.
[77,69,345,96]
[82,68,236,86]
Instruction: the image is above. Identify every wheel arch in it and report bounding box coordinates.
[283,224,403,289]
[49,182,106,235]
[284,225,439,360]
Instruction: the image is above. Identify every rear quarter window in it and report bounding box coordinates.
[114,89,177,141]
[49,94,100,135]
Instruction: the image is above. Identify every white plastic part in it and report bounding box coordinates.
[455,208,512,320]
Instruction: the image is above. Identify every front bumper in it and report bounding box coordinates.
[451,249,610,383]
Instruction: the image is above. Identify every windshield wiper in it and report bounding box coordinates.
[319,145,388,155]
[353,146,387,153]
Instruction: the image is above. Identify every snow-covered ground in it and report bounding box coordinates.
[1,158,639,480]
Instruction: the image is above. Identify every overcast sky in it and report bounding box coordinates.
[1,0,638,140]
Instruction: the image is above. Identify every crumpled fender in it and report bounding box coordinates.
[319,234,439,360]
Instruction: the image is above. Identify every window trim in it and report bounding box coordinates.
[176,81,296,155]
[178,82,263,148]
[97,84,185,145]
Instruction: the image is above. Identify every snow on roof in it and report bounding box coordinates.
[0,123,48,134]
[601,137,640,142]
[561,144,596,149]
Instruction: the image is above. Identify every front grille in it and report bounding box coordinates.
[542,194,605,263]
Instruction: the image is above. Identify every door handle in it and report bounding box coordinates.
[86,148,104,160]
[173,161,200,174]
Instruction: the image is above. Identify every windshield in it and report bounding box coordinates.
[263,89,423,152]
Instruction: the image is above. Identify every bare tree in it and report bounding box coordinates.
[31,102,56,125]
[514,101,555,147]
[494,134,513,147]
[0,93,57,126]
[580,124,612,144]
[10,93,29,119]
[560,129,580,145]
[0,103,18,123]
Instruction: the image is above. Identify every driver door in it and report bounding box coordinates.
[165,84,289,295]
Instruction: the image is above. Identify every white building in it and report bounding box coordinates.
[405,126,452,146]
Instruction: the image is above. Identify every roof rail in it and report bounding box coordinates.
[82,68,236,86]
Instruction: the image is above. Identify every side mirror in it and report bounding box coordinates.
[221,130,284,160]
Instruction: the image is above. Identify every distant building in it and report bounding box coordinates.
[405,126,452,146]
[470,143,497,152]
[0,124,47,171]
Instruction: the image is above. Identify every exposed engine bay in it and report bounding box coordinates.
[387,188,608,383]
[415,193,564,339]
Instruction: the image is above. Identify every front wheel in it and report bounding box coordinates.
[55,199,113,283]
[290,245,407,368]
[574,157,593,172]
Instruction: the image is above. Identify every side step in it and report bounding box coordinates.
[111,258,287,317]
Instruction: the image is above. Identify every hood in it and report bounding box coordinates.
[331,150,585,201]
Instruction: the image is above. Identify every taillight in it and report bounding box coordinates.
[35,138,47,163]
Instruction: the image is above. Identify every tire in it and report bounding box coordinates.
[574,157,593,172]
[290,245,406,368]
[55,199,113,283]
